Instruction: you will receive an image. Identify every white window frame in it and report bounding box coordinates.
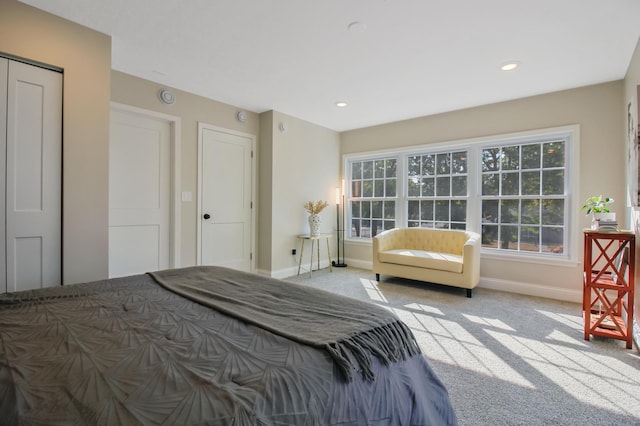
[343,125,580,264]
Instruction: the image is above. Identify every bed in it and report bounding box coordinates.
[0,265,457,425]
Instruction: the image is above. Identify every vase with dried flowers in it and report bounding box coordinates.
[304,200,328,237]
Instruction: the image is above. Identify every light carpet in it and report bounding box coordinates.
[285,267,640,426]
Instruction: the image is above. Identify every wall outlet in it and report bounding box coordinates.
[291,249,296,256]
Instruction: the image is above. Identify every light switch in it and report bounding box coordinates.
[181,191,192,202]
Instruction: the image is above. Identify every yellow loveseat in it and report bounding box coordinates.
[373,227,481,297]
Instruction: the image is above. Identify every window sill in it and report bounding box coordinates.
[480,250,579,268]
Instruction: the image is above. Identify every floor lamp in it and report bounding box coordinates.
[332,186,347,267]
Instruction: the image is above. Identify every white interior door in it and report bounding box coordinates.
[3,59,62,292]
[109,108,171,277]
[198,124,254,272]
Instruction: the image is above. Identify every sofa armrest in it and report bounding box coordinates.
[373,228,400,253]
[462,231,481,283]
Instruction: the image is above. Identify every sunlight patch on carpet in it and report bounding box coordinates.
[484,329,640,416]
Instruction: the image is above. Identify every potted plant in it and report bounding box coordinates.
[580,195,615,229]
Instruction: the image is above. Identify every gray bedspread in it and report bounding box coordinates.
[0,268,457,425]
[150,266,420,381]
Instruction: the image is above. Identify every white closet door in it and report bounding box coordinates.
[5,60,62,292]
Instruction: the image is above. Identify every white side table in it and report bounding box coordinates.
[297,234,333,277]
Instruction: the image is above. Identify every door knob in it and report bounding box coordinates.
[203,213,211,220]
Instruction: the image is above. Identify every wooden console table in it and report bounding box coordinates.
[583,230,635,349]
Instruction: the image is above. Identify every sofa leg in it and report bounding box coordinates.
[375,273,380,281]
[466,289,472,298]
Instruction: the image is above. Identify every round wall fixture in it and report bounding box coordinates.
[236,111,247,123]
[279,122,288,133]
[158,89,176,105]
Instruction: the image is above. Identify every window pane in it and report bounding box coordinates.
[452,151,467,174]
[372,201,382,218]
[362,201,371,218]
[451,223,466,230]
[451,200,466,222]
[543,142,564,168]
[521,171,540,195]
[351,219,362,237]
[541,199,564,225]
[500,226,518,250]
[351,201,361,218]
[361,220,371,238]
[436,176,451,196]
[482,200,499,223]
[421,200,434,220]
[352,162,362,179]
[352,180,362,198]
[375,160,385,178]
[408,200,419,220]
[452,176,467,196]
[521,199,540,225]
[502,146,520,170]
[541,227,564,254]
[422,155,435,175]
[372,220,383,238]
[437,153,450,174]
[520,227,539,252]
[435,200,449,222]
[385,178,396,197]
[502,173,519,195]
[374,180,384,197]
[422,177,435,196]
[408,156,420,177]
[522,144,540,169]
[363,161,373,179]
[363,180,373,197]
[482,225,498,248]
[542,170,564,195]
[482,148,500,172]
[386,159,397,177]
[408,178,420,196]
[501,199,519,224]
[384,201,395,219]
[482,173,499,196]
[408,221,419,228]
[384,220,395,231]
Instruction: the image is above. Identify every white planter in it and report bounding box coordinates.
[592,212,616,230]
[308,214,321,237]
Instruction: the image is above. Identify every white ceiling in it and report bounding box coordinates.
[19,0,640,132]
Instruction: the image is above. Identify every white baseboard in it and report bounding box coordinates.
[265,258,582,303]
[478,277,581,303]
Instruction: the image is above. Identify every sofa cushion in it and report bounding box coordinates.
[379,249,463,273]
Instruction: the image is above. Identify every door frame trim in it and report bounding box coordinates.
[197,122,256,271]
[110,102,182,269]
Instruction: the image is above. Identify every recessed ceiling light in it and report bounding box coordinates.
[501,61,520,71]
[335,101,348,108]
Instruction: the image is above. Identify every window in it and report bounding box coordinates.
[350,158,397,238]
[345,126,575,259]
[407,150,468,229]
[480,140,566,254]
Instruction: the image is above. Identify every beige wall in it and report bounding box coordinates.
[258,111,341,277]
[0,0,111,284]
[623,37,640,347]
[341,81,626,301]
[111,71,259,267]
